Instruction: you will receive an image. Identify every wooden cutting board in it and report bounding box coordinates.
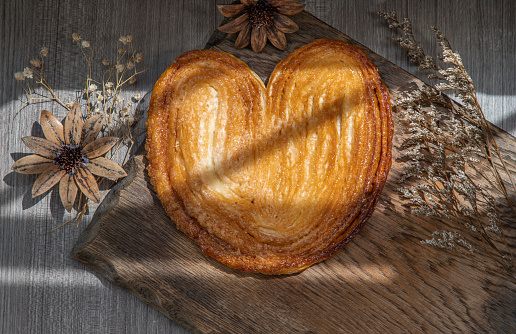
[71,11,516,333]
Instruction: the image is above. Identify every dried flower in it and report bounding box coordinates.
[102,59,110,66]
[72,33,81,42]
[380,12,516,281]
[14,72,25,81]
[11,102,127,211]
[40,47,49,57]
[134,53,143,63]
[115,63,124,73]
[30,59,42,68]
[217,0,305,52]
[81,40,91,48]
[87,84,98,92]
[119,35,133,45]
[23,67,33,79]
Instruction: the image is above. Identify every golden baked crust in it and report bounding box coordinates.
[146,39,393,275]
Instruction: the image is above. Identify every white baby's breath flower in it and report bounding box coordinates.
[126,61,134,70]
[97,94,104,102]
[133,94,141,101]
[81,40,91,48]
[14,72,25,81]
[23,67,33,78]
[105,82,114,88]
[129,76,137,85]
[115,63,124,73]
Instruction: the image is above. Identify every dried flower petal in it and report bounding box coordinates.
[74,166,100,203]
[265,25,287,50]
[82,136,119,159]
[241,0,257,6]
[86,157,127,179]
[64,102,83,145]
[32,164,66,197]
[11,155,53,174]
[273,13,299,33]
[251,25,267,52]
[235,23,252,49]
[217,4,245,17]
[40,110,64,145]
[21,136,60,159]
[218,13,250,33]
[81,114,104,145]
[271,2,305,15]
[59,173,78,212]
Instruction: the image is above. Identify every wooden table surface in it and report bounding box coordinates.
[1,1,515,333]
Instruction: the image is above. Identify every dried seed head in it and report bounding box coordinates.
[53,145,89,175]
[247,0,276,27]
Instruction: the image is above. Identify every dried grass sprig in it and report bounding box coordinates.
[380,12,515,281]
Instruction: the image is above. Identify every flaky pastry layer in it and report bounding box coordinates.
[146,39,393,274]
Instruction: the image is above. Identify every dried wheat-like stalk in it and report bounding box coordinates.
[380,12,515,281]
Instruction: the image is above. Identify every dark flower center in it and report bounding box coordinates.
[53,145,89,175]
[247,0,277,27]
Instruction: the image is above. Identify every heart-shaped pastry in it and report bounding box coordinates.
[146,39,392,275]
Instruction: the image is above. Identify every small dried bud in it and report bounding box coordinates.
[88,84,98,92]
[102,59,110,66]
[72,33,81,42]
[30,59,42,68]
[129,76,137,85]
[40,47,49,57]
[134,53,143,63]
[23,67,33,79]
[115,63,124,73]
[126,61,134,70]
[14,72,25,81]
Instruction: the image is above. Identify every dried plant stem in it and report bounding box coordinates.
[380,11,515,282]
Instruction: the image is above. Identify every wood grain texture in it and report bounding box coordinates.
[71,11,516,334]
[2,1,516,334]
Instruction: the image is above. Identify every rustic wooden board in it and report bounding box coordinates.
[71,11,516,334]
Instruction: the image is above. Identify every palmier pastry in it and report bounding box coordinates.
[146,39,393,275]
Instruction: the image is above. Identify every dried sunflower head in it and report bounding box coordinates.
[217,0,305,53]
[11,102,127,212]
